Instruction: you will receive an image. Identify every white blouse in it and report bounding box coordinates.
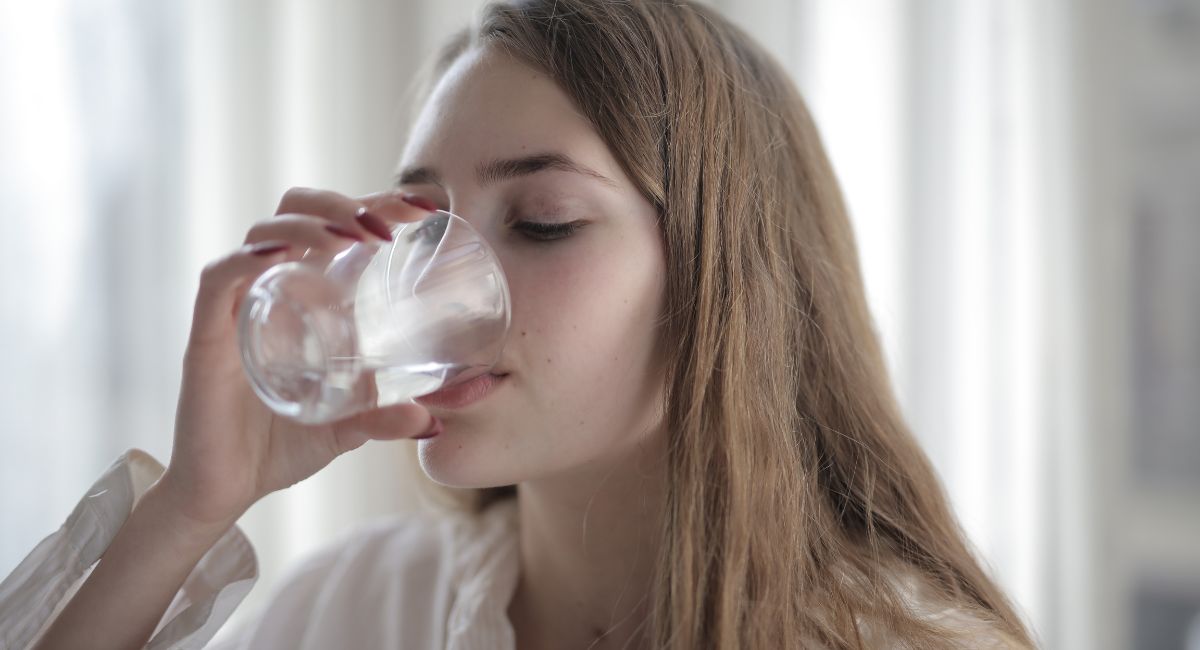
[0,449,521,650]
[0,449,1020,649]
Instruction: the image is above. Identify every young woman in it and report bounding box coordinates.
[8,0,1035,648]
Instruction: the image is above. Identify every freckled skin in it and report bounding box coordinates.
[403,48,667,488]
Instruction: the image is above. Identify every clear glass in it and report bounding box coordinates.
[237,210,511,424]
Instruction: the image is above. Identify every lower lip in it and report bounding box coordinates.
[414,373,507,410]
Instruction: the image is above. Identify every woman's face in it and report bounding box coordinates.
[397,46,667,489]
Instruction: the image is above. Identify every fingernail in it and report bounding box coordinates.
[250,241,290,256]
[324,223,364,241]
[413,416,442,440]
[401,193,439,212]
[355,208,394,241]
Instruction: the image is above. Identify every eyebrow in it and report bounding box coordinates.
[395,152,617,189]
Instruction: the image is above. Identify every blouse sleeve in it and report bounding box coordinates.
[0,449,258,650]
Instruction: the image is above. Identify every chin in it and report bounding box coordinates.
[415,430,520,489]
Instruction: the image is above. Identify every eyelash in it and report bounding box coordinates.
[512,219,585,242]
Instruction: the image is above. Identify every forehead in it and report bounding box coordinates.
[400,46,604,172]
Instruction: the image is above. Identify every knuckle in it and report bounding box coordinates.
[198,250,240,286]
[275,186,315,215]
[199,258,224,282]
[242,218,279,243]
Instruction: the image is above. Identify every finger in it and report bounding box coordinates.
[359,190,440,225]
[274,186,365,221]
[245,213,372,249]
[274,186,436,242]
[330,402,436,446]
[274,187,388,241]
[188,241,292,350]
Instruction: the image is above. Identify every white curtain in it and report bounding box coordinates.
[0,1,1147,648]
[0,0,190,584]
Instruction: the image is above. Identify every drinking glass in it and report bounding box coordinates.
[237,209,511,424]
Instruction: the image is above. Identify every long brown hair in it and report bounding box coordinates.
[409,1,1035,647]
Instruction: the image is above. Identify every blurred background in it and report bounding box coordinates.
[0,0,1197,647]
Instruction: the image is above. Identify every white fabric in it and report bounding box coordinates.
[0,449,521,650]
[0,449,1020,649]
[207,496,520,650]
[0,449,257,650]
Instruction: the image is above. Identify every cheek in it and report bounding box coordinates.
[509,239,664,415]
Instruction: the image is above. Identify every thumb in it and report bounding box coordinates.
[330,402,437,451]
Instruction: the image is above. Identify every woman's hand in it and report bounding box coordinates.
[158,188,438,528]
[33,189,443,650]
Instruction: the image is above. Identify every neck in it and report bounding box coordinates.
[507,433,667,650]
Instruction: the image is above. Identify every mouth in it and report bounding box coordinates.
[413,371,509,410]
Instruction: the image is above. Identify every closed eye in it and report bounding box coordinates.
[513,219,587,242]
